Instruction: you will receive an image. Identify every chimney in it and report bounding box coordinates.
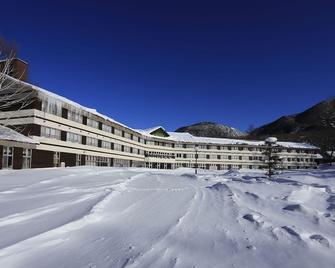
[0,58,29,82]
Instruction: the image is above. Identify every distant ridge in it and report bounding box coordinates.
[248,97,335,150]
[175,121,245,138]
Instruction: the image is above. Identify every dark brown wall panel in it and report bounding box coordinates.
[81,155,86,166]
[32,149,54,168]
[17,124,41,136]
[13,147,23,169]
[60,152,76,167]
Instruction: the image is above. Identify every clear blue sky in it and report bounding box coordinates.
[1,0,335,131]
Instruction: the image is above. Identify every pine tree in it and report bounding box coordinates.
[263,137,282,177]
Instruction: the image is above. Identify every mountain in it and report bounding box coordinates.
[175,122,245,138]
[248,97,335,149]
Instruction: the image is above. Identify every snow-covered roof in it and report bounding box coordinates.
[326,151,334,158]
[0,125,38,145]
[136,129,318,149]
[4,74,133,131]
[138,126,167,134]
[315,153,323,159]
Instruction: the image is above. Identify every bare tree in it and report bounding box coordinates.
[0,37,33,128]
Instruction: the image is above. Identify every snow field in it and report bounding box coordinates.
[0,167,334,267]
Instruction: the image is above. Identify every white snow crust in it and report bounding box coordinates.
[0,167,334,267]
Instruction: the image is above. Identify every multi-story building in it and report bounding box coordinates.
[0,60,319,170]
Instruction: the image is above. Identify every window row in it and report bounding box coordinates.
[2,147,32,169]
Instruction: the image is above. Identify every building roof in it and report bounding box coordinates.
[136,127,318,149]
[0,125,38,145]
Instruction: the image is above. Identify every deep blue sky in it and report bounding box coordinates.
[1,0,335,131]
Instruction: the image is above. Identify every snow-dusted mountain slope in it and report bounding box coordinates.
[0,167,334,268]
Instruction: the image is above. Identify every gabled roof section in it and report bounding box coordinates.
[0,125,38,144]
[142,126,170,137]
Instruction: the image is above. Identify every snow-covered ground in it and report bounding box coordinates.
[0,167,334,268]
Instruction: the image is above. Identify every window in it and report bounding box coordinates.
[41,126,61,140]
[86,137,98,147]
[86,155,96,166]
[114,158,130,167]
[22,149,32,169]
[41,100,62,116]
[123,146,131,153]
[68,110,82,123]
[228,155,232,160]
[124,132,131,139]
[97,156,109,166]
[53,152,60,167]
[2,146,13,169]
[102,124,112,133]
[101,140,111,149]
[87,118,99,128]
[114,128,122,137]
[67,132,82,144]
[114,143,122,151]
[76,154,81,166]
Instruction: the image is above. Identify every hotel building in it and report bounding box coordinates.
[0,59,319,170]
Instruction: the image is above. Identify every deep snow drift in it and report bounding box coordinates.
[0,167,334,268]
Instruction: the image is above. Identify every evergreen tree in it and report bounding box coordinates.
[263,137,282,177]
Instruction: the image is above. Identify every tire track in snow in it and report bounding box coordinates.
[125,181,203,268]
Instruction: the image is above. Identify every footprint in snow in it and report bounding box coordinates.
[281,226,302,240]
[282,204,303,212]
[242,214,261,227]
[245,191,259,200]
[309,234,330,247]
